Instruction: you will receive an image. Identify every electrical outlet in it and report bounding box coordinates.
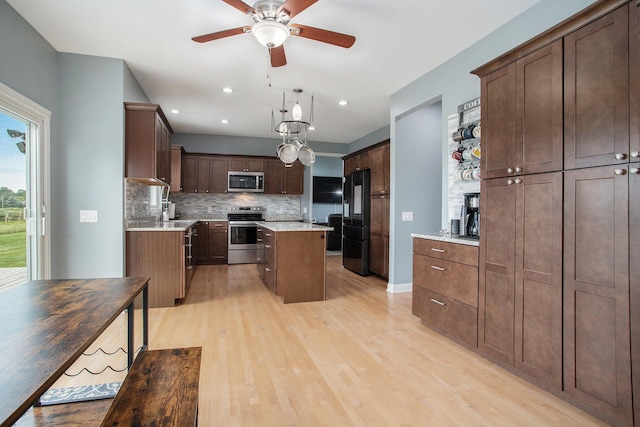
[80,210,98,223]
[401,211,413,222]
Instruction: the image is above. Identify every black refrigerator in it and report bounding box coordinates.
[342,169,370,276]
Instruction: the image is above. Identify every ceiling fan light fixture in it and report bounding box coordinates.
[252,20,289,47]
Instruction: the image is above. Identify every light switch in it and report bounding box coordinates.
[402,211,413,222]
[80,210,98,223]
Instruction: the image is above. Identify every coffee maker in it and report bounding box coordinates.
[461,192,480,239]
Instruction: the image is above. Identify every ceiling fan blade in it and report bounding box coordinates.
[222,0,256,14]
[290,24,355,48]
[192,27,248,43]
[270,45,287,67]
[277,0,318,19]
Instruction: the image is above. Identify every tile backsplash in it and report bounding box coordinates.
[124,179,302,221]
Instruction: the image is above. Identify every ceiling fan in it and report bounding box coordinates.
[192,0,356,67]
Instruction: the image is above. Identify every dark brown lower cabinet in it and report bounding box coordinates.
[479,172,562,389]
[630,164,639,425]
[195,221,228,264]
[370,194,390,278]
[564,165,633,426]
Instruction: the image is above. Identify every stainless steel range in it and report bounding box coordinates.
[227,206,264,264]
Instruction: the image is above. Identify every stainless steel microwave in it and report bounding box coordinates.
[228,171,264,193]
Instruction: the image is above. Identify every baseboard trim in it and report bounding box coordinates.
[387,282,412,293]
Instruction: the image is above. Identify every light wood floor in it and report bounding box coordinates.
[58,257,607,426]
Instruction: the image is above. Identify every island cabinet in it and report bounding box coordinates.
[257,224,327,303]
[124,103,173,184]
[228,156,264,172]
[412,237,479,348]
[264,158,304,194]
[182,154,228,194]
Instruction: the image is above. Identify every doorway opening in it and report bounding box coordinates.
[0,83,50,292]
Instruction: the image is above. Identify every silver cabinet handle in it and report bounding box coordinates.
[630,167,639,174]
[257,238,263,242]
[430,265,446,271]
[430,298,446,306]
[265,267,272,272]
[614,168,626,176]
[507,179,514,185]
[631,151,639,158]
[615,153,627,160]
[430,248,446,253]
[507,167,514,174]
[514,178,522,184]
[515,166,522,173]
[265,233,273,237]
[265,245,272,248]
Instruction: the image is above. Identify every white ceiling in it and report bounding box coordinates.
[8,0,540,144]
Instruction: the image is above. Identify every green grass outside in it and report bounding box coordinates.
[0,221,26,267]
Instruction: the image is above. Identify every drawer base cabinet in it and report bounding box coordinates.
[412,238,479,349]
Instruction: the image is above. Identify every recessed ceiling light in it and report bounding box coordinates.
[338,100,349,106]
[221,119,229,124]
[170,109,180,114]
[221,87,234,93]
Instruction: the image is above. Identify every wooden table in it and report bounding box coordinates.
[0,277,149,427]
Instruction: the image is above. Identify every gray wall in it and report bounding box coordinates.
[387,0,597,289]
[348,125,390,154]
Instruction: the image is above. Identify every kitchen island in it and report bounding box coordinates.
[257,222,333,303]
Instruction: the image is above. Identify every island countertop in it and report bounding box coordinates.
[257,222,333,232]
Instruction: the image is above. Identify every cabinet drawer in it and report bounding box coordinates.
[208,220,228,230]
[264,262,276,293]
[413,254,478,307]
[412,286,478,348]
[414,238,478,267]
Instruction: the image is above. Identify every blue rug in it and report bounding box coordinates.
[39,382,121,405]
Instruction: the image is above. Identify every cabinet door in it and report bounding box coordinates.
[478,177,515,364]
[515,40,563,175]
[208,223,228,264]
[227,157,245,172]
[343,156,354,176]
[481,64,517,179]
[630,164,639,424]
[564,165,632,425]
[356,151,370,171]
[370,143,390,195]
[208,157,228,194]
[564,6,630,169]
[247,158,264,172]
[195,222,209,263]
[514,172,562,389]
[630,1,640,166]
[170,146,183,192]
[182,154,198,193]
[197,156,210,193]
[156,115,171,183]
[264,159,283,194]
[283,161,304,194]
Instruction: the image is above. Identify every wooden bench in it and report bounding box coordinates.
[100,347,202,427]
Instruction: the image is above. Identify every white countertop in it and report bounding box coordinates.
[126,219,199,232]
[411,233,480,247]
[257,222,334,232]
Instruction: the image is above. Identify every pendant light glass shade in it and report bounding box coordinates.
[292,102,302,121]
[252,21,290,47]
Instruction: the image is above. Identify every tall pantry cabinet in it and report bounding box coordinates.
[473,0,639,425]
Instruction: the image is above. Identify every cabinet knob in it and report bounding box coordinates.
[631,151,639,158]
[630,167,639,174]
[507,179,514,185]
[506,167,514,174]
[615,153,627,160]
[614,168,626,176]
[514,178,522,184]
[515,167,522,173]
